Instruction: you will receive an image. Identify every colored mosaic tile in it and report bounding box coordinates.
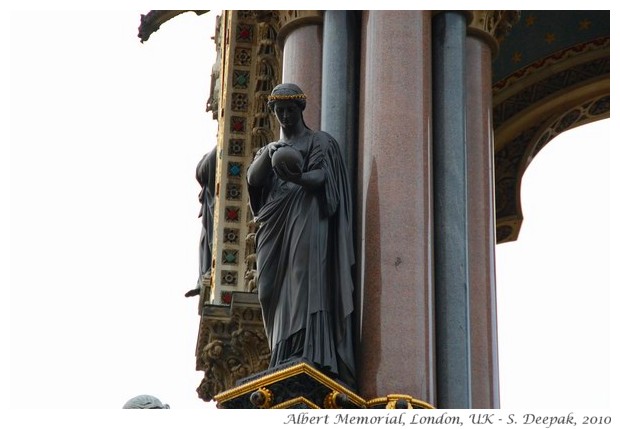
[230,116,246,133]
[234,48,251,66]
[236,24,253,43]
[225,206,240,222]
[228,139,245,156]
[222,271,237,286]
[233,70,250,89]
[222,249,239,265]
[231,93,249,112]
[226,183,242,200]
[228,162,242,177]
[223,228,240,244]
[221,290,233,304]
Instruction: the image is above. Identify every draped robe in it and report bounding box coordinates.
[196,148,217,284]
[248,130,356,388]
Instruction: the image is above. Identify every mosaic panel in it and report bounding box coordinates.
[221,271,238,286]
[236,24,253,43]
[223,228,240,244]
[233,70,250,89]
[234,47,251,66]
[222,249,239,265]
[227,162,243,178]
[231,93,249,112]
[225,206,241,222]
[230,116,246,133]
[228,139,245,156]
[226,183,242,200]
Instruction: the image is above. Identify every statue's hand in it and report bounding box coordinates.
[274,161,302,183]
[267,141,285,158]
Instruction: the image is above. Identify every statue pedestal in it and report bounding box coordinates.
[214,360,364,409]
[214,360,434,409]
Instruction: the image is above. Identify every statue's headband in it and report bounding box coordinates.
[267,93,307,101]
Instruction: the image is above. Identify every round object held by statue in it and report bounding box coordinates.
[271,145,303,174]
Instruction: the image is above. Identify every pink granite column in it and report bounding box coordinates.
[357,10,435,404]
[279,16,323,131]
[466,34,500,409]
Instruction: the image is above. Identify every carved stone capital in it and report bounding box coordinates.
[468,11,521,56]
[274,10,324,49]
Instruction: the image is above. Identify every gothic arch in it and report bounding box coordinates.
[492,11,609,243]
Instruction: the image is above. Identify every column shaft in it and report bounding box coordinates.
[357,10,435,404]
[321,10,360,187]
[432,11,472,409]
[466,34,500,409]
[281,25,323,130]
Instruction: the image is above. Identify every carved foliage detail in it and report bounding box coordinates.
[197,311,270,402]
[470,10,521,42]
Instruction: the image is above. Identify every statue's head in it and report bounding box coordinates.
[267,83,307,112]
[122,394,170,409]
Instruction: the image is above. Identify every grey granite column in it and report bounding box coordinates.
[357,10,435,404]
[280,18,323,131]
[466,33,500,409]
[432,11,472,409]
[321,10,360,188]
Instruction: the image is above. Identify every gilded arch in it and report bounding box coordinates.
[492,10,609,243]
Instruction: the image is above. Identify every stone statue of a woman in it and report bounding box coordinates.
[247,83,356,389]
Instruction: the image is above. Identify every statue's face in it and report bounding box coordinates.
[273,100,302,129]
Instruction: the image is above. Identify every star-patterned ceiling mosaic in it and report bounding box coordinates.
[492,10,609,84]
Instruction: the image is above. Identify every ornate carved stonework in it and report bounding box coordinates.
[493,44,609,131]
[194,11,285,401]
[206,14,222,119]
[493,36,609,243]
[494,94,609,243]
[196,292,270,402]
[494,125,539,243]
[138,10,209,43]
[468,10,521,56]
[207,11,282,308]
[530,95,609,159]
[275,10,323,48]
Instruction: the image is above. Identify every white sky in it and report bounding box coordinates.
[3,3,618,425]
